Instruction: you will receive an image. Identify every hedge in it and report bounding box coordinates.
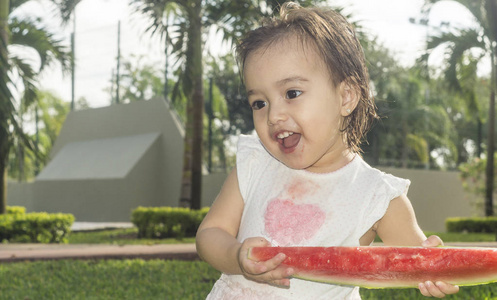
[446,217,497,233]
[131,206,209,239]
[0,209,75,243]
[7,206,26,216]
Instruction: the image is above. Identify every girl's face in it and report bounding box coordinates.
[244,39,355,173]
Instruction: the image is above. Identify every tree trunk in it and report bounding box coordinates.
[486,89,496,216]
[0,141,7,215]
[477,118,483,158]
[179,94,193,208]
[179,0,204,210]
[485,46,496,216]
[0,0,9,215]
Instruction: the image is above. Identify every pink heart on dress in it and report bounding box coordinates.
[264,198,326,246]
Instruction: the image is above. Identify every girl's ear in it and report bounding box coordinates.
[340,81,359,116]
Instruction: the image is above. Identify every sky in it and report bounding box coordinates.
[15,0,478,108]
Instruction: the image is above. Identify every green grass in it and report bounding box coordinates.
[0,259,220,299]
[424,231,497,243]
[1,229,495,299]
[373,231,496,244]
[1,258,496,299]
[360,285,497,299]
[68,228,496,245]
[67,227,195,245]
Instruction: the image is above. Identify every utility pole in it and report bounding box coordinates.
[70,12,76,111]
[115,20,121,104]
[208,78,213,173]
[164,21,169,103]
[34,107,39,175]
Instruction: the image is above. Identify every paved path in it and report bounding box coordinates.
[0,243,198,262]
[2,242,497,263]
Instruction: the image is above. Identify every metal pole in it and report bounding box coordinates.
[70,12,76,110]
[208,78,213,172]
[115,20,121,104]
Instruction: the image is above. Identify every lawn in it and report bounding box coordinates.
[67,227,196,245]
[0,259,219,299]
[1,229,496,299]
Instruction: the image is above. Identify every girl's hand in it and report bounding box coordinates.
[418,235,460,298]
[238,237,295,287]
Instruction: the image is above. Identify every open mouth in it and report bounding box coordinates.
[277,131,301,149]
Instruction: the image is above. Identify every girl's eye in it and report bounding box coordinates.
[286,90,303,99]
[251,100,267,110]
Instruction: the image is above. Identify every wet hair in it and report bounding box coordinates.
[236,2,378,153]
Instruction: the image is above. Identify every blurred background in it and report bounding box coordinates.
[2,0,496,223]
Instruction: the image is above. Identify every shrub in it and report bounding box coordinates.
[0,212,75,243]
[131,206,209,239]
[0,214,14,241]
[446,217,497,233]
[7,206,26,216]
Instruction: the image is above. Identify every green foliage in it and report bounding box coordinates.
[446,217,497,233]
[362,40,459,169]
[108,54,164,104]
[8,90,70,181]
[0,211,75,243]
[459,154,497,211]
[131,206,209,239]
[6,205,25,216]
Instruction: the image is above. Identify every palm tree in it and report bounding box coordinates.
[0,0,11,214]
[130,0,327,209]
[422,0,496,216]
[0,0,71,214]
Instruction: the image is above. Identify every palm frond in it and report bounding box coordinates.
[45,0,82,24]
[10,0,31,13]
[422,0,484,28]
[10,56,38,108]
[9,17,71,73]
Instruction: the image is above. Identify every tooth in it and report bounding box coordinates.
[277,131,294,139]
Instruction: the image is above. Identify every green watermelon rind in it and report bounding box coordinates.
[292,273,497,289]
[248,246,497,289]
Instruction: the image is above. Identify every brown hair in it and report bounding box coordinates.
[236,2,378,153]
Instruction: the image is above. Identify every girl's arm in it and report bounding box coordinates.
[375,194,460,298]
[196,167,294,286]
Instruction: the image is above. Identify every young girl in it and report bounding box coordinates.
[196,2,459,299]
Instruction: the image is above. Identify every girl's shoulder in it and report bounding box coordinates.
[237,134,265,153]
[357,159,411,197]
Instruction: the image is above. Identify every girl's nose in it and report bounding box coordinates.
[267,100,288,126]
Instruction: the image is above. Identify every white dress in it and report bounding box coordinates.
[206,135,410,300]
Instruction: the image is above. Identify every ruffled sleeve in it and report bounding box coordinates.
[236,135,269,201]
[358,171,411,238]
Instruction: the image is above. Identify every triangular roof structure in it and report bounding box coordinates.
[32,99,186,221]
[37,133,160,180]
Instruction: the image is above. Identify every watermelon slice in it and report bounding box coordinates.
[248,246,497,288]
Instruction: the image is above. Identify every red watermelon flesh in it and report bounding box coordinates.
[248,246,497,288]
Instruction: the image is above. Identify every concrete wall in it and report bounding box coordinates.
[7,167,474,231]
[6,181,35,211]
[7,172,227,221]
[381,167,475,232]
